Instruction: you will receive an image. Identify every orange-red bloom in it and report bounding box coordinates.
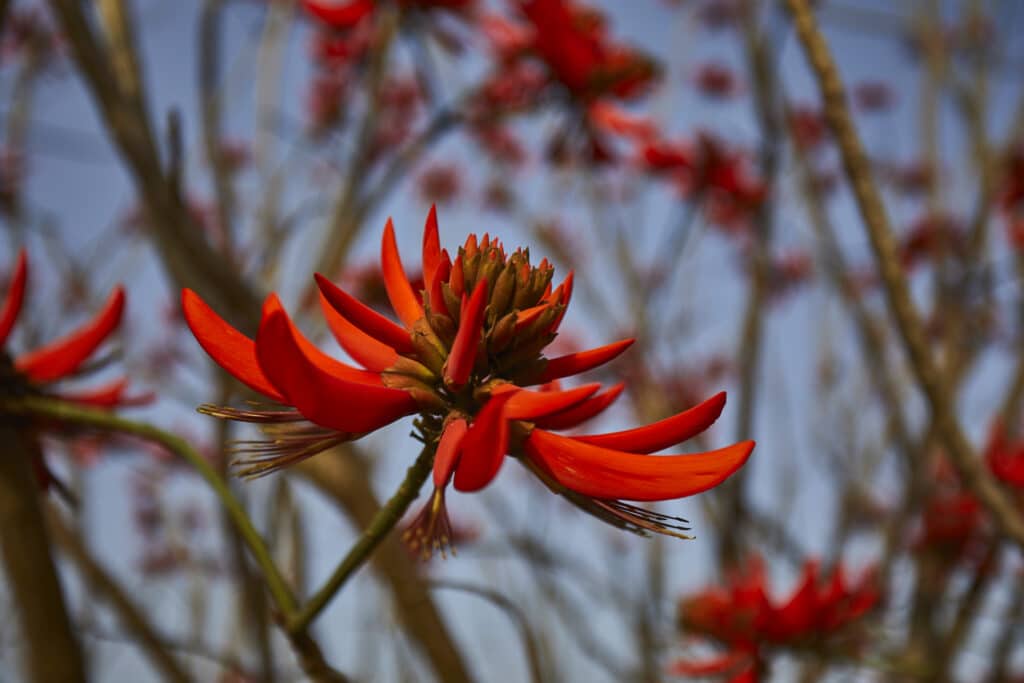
[1,249,141,407]
[183,207,754,557]
[674,556,879,682]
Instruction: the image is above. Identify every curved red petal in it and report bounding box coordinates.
[503,383,601,420]
[57,378,155,408]
[302,0,373,28]
[261,295,383,385]
[514,303,550,333]
[453,393,514,492]
[318,291,400,372]
[443,278,488,389]
[315,273,414,353]
[255,305,416,434]
[422,205,442,288]
[381,217,425,328]
[433,418,469,487]
[524,429,755,502]
[539,338,635,383]
[533,383,625,430]
[0,248,27,346]
[17,286,125,383]
[181,289,285,401]
[427,250,452,312]
[574,391,727,453]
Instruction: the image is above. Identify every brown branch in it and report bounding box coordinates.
[0,427,85,682]
[45,504,192,683]
[784,0,1024,548]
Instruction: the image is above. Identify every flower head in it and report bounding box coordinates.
[184,207,754,557]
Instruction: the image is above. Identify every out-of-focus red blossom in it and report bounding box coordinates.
[587,101,656,142]
[184,207,754,558]
[884,160,936,196]
[367,77,423,160]
[1,8,61,64]
[692,62,741,100]
[765,250,813,300]
[472,125,528,166]
[1000,144,1024,211]
[787,106,828,151]
[514,0,660,102]
[673,556,880,682]
[984,420,1024,489]
[302,0,375,30]
[306,70,349,136]
[417,163,462,204]
[898,212,964,271]
[852,81,895,113]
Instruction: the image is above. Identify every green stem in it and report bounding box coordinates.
[0,396,298,618]
[287,444,434,633]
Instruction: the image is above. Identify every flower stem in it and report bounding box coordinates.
[0,396,299,619]
[287,444,435,634]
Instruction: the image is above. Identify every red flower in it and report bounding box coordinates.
[675,556,879,681]
[516,0,658,101]
[1,249,142,406]
[184,207,754,557]
[852,80,895,113]
[984,420,1024,488]
[692,62,741,99]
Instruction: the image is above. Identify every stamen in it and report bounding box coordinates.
[198,402,307,423]
[403,488,456,561]
[593,499,695,540]
[229,422,350,479]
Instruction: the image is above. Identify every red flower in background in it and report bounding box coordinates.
[984,420,1024,489]
[692,62,741,99]
[184,207,754,557]
[1,250,149,490]
[674,556,880,682]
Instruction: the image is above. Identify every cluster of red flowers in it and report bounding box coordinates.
[183,207,754,557]
[674,556,880,682]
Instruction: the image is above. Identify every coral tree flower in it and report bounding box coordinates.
[1,249,145,490]
[183,207,754,557]
[1,249,141,408]
[674,556,879,682]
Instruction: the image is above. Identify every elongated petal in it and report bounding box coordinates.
[453,393,514,492]
[261,295,383,385]
[427,250,452,312]
[539,338,635,383]
[514,303,550,333]
[57,378,155,408]
[443,279,488,389]
[318,291,400,372]
[381,218,424,328]
[0,248,27,346]
[255,305,416,433]
[433,418,469,487]
[533,383,624,430]
[181,289,285,401]
[503,383,601,420]
[17,286,125,383]
[575,391,727,453]
[315,273,414,353]
[422,205,442,288]
[524,429,755,501]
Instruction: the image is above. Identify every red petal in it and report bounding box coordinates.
[261,295,383,385]
[772,562,819,641]
[17,286,125,383]
[533,383,624,430]
[381,217,425,328]
[574,391,727,453]
[181,289,285,402]
[443,279,488,389]
[57,378,155,408]
[302,0,373,28]
[318,291,400,372]
[0,248,27,346]
[428,250,452,312]
[422,205,442,288]
[514,303,550,333]
[453,393,514,492]
[503,383,601,420]
[433,418,469,487]
[669,650,752,676]
[524,429,755,501]
[315,273,414,353]
[255,303,416,433]
[539,338,635,382]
